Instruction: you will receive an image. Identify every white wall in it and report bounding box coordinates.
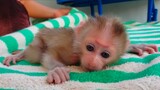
[37,0,160,22]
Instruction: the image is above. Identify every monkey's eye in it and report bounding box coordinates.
[86,44,95,52]
[101,51,110,58]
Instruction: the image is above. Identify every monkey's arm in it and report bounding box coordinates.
[127,44,158,56]
[3,51,25,66]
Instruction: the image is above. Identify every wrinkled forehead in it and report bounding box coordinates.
[89,22,115,37]
[87,27,115,42]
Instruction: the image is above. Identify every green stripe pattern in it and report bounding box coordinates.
[0,8,160,89]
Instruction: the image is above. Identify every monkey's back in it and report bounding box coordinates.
[36,28,76,65]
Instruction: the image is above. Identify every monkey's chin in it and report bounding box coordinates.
[82,66,101,72]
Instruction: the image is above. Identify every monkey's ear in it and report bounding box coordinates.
[74,21,86,35]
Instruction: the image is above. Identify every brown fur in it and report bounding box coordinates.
[3,16,130,84]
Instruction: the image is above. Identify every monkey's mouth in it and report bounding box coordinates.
[82,65,98,71]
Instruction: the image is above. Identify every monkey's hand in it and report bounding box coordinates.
[3,55,23,66]
[3,51,24,66]
[47,67,70,84]
[128,44,158,56]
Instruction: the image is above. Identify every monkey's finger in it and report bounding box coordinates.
[147,45,158,52]
[4,58,12,66]
[47,71,61,84]
[52,72,61,84]
[12,58,17,64]
[61,67,70,81]
[130,48,143,56]
[3,59,7,65]
[144,47,155,54]
[136,48,143,56]
[47,71,54,83]
[55,68,66,83]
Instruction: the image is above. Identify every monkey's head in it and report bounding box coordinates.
[75,16,129,71]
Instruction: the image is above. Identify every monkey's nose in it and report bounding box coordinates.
[86,63,96,71]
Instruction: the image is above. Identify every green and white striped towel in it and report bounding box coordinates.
[0,8,160,90]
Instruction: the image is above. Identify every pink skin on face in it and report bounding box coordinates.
[80,31,115,71]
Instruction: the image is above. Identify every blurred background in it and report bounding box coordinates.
[35,0,160,22]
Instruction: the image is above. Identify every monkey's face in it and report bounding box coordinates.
[77,16,128,71]
[80,31,118,71]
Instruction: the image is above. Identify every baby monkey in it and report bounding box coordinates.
[3,16,158,84]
